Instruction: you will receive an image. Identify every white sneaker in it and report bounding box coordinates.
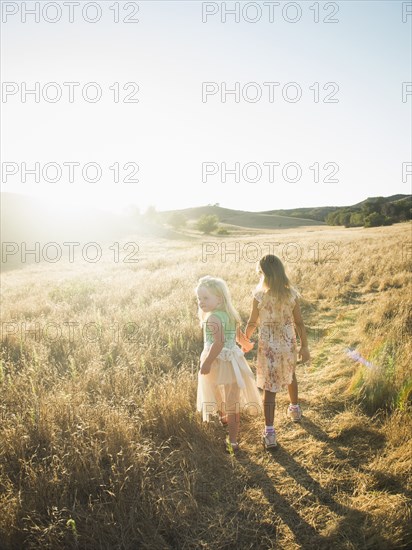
[287,404,302,422]
[262,432,277,450]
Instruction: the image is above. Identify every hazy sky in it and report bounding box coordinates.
[1,0,411,214]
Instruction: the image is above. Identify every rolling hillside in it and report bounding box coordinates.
[262,194,411,223]
[158,205,323,228]
[2,193,410,272]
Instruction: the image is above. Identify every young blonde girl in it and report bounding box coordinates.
[195,276,262,453]
[243,255,310,450]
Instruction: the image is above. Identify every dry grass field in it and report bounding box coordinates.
[1,223,411,549]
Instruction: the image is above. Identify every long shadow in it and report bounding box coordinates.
[301,416,411,499]
[237,444,390,549]
[273,444,356,515]
[302,416,385,444]
[235,452,330,549]
[301,416,385,460]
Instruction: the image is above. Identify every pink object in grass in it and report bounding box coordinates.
[345,348,376,369]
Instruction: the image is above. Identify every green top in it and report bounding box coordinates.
[204,309,236,347]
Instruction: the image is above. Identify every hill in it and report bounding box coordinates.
[158,205,323,229]
[158,194,411,228]
[261,194,411,223]
[261,206,337,222]
[2,192,411,272]
[352,194,410,208]
[325,195,411,228]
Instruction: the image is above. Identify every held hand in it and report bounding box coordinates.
[298,346,311,364]
[241,340,254,353]
[237,331,254,353]
[200,361,212,375]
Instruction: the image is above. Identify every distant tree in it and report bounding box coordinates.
[402,206,411,222]
[362,197,385,216]
[364,212,385,227]
[349,212,364,227]
[382,216,393,226]
[197,214,219,234]
[168,212,186,230]
[393,198,412,221]
[216,227,229,235]
[382,202,395,218]
[323,196,411,228]
[338,210,352,227]
[326,211,340,225]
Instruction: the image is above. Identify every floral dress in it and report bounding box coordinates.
[254,289,298,392]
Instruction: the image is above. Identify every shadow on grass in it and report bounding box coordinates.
[237,441,391,550]
[301,416,411,499]
[301,416,386,465]
[232,450,329,548]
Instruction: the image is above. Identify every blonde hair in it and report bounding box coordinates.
[195,275,241,326]
[256,254,299,302]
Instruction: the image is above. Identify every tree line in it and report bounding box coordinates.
[326,197,411,228]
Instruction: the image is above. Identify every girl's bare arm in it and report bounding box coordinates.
[245,298,260,340]
[293,301,310,362]
[200,315,224,374]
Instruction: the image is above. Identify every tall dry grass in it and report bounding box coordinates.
[0,223,411,548]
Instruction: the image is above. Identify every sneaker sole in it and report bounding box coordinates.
[262,437,277,450]
[287,410,303,422]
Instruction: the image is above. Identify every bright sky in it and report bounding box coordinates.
[1,0,411,214]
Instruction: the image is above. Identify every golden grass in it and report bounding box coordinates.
[0,222,411,548]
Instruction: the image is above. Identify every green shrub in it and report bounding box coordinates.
[196,214,219,234]
[216,227,229,235]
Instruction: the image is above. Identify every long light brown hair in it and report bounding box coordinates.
[256,254,298,302]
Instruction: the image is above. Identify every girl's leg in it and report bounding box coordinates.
[227,412,240,444]
[263,390,276,426]
[225,384,240,444]
[287,373,298,406]
[213,384,224,419]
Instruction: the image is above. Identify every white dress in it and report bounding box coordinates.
[196,310,262,422]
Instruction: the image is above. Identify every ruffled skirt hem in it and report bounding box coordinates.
[196,345,262,422]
